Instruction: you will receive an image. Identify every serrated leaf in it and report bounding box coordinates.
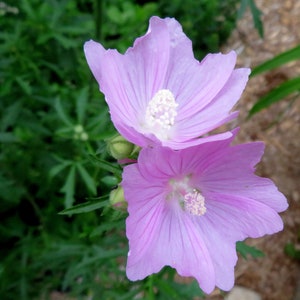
[251,45,300,77]
[236,241,264,259]
[76,163,97,195]
[59,197,109,215]
[249,77,300,116]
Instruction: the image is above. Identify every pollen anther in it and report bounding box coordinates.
[183,189,206,216]
[145,89,178,138]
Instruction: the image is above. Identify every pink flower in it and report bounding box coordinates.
[84,17,250,150]
[121,132,288,293]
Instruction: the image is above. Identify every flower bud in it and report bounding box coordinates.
[109,185,127,211]
[107,135,135,160]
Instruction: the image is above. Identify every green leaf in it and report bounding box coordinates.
[285,243,300,260]
[237,0,263,38]
[237,0,248,19]
[54,97,73,126]
[15,76,32,96]
[249,77,300,116]
[60,165,76,208]
[76,163,97,195]
[49,161,72,179]
[59,197,109,215]
[76,87,89,124]
[249,0,263,38]
[251,45,300,77]
[236,241,264,259]
[0,102,22,131]
[88,155,122,177]
[155,276,180,299]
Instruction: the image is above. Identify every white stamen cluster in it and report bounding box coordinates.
[145,89,178,133]
[183,189,206,216]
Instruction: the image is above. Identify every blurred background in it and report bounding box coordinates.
[0,0,299,299]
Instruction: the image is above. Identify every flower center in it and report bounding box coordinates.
[168,177,206,217]
[145,89,178,139]
[183,189,206,216]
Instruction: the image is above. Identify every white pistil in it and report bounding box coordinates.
[145,89,178,139]
[183,189,206,216]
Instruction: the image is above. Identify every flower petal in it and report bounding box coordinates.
[172,68,250,144]
[200,142,288,212]
[126,203,216,293]
[84,17,171,147]
[204,192,284,239]
[196,217,238,291]
[170,51,238,120]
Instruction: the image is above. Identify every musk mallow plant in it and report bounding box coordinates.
[122,131,288,293]
[82,15,288,295]
[84,16,250,150]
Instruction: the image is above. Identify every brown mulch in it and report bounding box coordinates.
[208,0,300,300]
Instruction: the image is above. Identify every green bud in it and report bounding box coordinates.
[109,185,127,211]
[107,135,135,160]
[74,124,84,133]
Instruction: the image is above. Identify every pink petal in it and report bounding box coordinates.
[200,142,288,212]
[84,17,171,146]
[169,51,238,120]
[204,192,284,239]
[172,68,250,143]
[126,204,216,293]
[196,217,238,291]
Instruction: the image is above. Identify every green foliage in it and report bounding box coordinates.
[250,45,300,77]
[158,0,241,58]
[285,243,300,260]
[249,44,300,116]
[238,0,263,37]
[236,241,265,259]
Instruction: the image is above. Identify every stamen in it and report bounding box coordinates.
[145,89,178,139]
[183,189,206,216]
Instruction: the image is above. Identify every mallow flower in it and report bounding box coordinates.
[84,16,250,150]
[121,131,288,293]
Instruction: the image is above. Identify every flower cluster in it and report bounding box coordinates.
[84,16,288,294]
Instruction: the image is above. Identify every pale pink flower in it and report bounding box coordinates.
[84,17,250,150]
[122,132,288,293]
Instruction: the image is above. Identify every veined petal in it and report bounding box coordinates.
[122,133,287,293]
[196,217,237,291]
[84,17,250,149]
[205,193,284,239]
[126,204,216,294]
[200,142,288,212]
[84,17,171,147]
[172,68,250,143]
[170,51,237,120]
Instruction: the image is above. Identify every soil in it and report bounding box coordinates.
[208,0,300,299]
